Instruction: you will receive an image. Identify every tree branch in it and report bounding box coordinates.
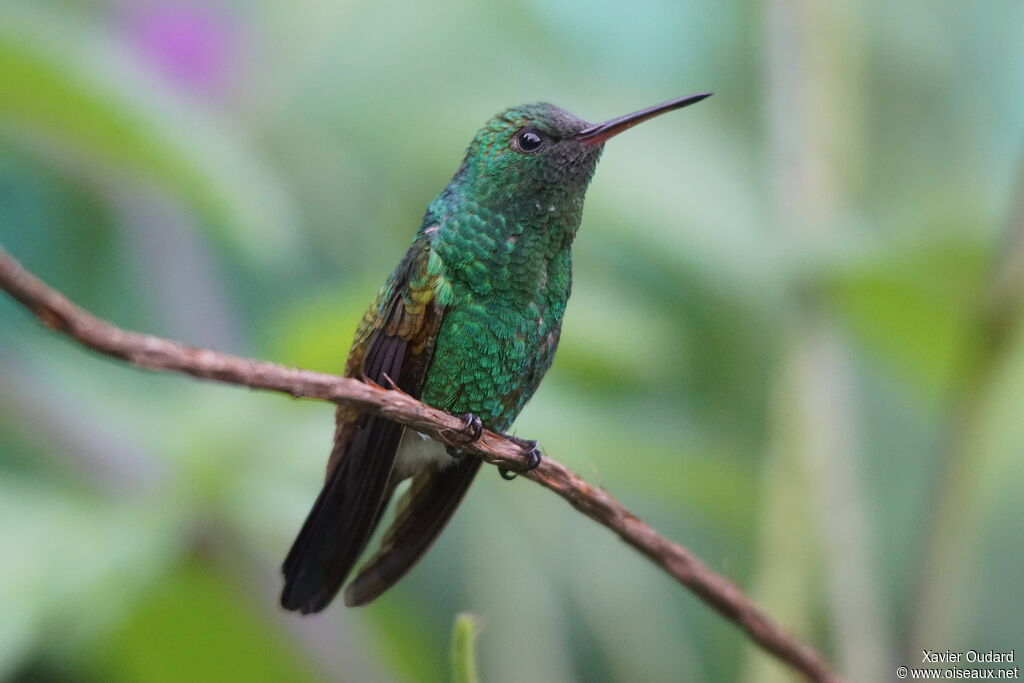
[0,245,841,683]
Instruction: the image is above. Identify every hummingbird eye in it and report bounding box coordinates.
[513,129,545,153]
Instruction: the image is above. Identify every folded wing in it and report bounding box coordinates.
[280,235,447,613]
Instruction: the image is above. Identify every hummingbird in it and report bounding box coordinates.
[280,92,712,613]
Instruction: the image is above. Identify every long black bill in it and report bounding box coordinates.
[576,92,712,145]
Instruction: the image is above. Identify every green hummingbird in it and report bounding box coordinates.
[281,92,711,613]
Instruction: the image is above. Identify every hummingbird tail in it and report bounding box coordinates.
[343,457,481,607]
[280,413,403,614]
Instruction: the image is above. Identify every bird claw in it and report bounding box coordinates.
[440,413,483,460]
[519,440,542,470]
[440,412,482,444]
[498,438,542,481]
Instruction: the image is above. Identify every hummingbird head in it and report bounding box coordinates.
[446,93,713,215]
[457,102,603,205]
[426,93,711,288]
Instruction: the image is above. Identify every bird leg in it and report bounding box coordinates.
[441,412,483,460]
[498,437,542,480]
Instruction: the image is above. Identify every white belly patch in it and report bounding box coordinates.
[394,429,452,479]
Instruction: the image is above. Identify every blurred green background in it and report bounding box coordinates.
[1,0,1022,681]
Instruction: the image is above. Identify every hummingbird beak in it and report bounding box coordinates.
[576,92,713,145]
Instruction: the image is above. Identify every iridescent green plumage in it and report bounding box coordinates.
[281,94,711,613]
[420,104,600,429]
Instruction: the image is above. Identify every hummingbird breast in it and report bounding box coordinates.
[421,221,573,432]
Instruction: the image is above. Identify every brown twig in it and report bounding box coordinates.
[0,245,841,683]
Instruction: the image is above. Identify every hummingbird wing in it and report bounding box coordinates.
[280,235,445,614]
[343,457,481,606]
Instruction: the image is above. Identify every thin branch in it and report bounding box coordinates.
[0,245,841,683]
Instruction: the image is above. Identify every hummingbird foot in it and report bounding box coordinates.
[498,438,542,481]
[440,412,483,460]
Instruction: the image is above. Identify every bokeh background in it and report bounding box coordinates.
[2,1,1023,681]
